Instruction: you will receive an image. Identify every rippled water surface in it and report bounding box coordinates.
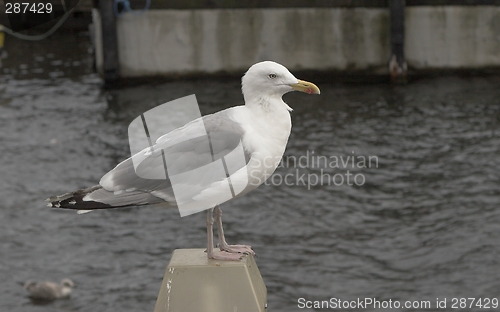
[1,34,500,312]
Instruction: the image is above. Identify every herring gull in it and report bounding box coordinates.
[47,61,320,260]
[24,279,74,301]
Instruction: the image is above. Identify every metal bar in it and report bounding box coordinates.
[407,0,500,5]
[148,0,500,10]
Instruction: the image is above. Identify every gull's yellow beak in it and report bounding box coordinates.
[290,79,321,95]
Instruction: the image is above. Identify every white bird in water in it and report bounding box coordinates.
[47,61,320,260]
[24,279,74,301]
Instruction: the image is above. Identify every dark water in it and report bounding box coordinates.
[1,34,500,312]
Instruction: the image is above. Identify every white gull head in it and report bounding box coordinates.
[241,61,320,108]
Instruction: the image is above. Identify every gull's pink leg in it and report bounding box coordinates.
[206,208,243,261]
[214,205,255,256]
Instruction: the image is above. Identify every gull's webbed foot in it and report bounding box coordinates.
[219,243,256,256]
[207,249,245,261]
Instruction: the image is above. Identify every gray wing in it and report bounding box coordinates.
[26,283,59,301]
[98,109,252,205]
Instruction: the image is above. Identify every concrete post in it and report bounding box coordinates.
[155,249,267,312]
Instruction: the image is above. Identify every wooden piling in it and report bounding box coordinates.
[389,0,407,83]
[97,0,119,83]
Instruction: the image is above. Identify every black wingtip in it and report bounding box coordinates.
[46,185,112,210]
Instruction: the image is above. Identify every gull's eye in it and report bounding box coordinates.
[268,73,277,79]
